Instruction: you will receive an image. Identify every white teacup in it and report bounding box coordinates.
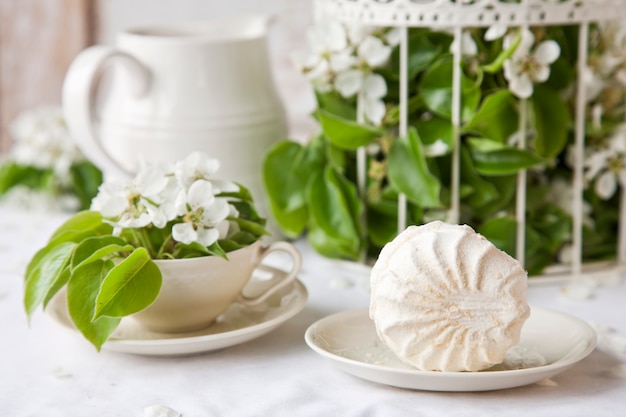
[132,241,301,333]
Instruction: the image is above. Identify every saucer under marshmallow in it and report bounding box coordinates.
[369,221,530,372]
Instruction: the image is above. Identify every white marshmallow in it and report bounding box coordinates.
[370,221,530,372]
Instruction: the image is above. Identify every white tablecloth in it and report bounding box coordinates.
[1,206,626,417]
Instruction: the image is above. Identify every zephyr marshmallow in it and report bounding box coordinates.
[370,221,530,372]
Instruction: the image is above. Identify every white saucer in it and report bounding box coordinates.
[305,306,596,392]
[47,267,307,356]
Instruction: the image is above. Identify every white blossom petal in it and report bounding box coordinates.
[384,28,403,46]
[362,73,387,100]
[584,150,609,181]
[172,222,197,244]
[484,24,508,41]
[346,24,372,44]
[595,171,617,199]
[187,180,215,210]
[329,50,356,72]
[196,227,220,246]
[334,69,363,98]
[534,40,561,65]
[201,199,230,226]
[363,98,386,126]
[358,36,392,67]
[509,74,534,99]
[308,21,347,54]
[423,140,449,157]
[144,404,181,417]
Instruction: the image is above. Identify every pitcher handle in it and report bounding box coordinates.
[238,241,302,306]
[62,45,151,178]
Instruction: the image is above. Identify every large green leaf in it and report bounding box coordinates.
[93,248,162,319]
[317,109,383,150]
[388,128,441,208]
[467,138,543,176]
[0,162,48,194]
[531,85,571,158]
[48,211,112,246]
[459,145,500,208]
[464,90,519,143]
[24,241,75,319]
[71,236,133,270]
[262,138,325,237]
[306,167,363,260]
[420,57,481,122]
[416,116,454,150]
[67,260,120,351]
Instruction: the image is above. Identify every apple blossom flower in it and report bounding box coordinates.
[8,106,84,184]
[172,179,231,246]
[335,71,387,125]
[584,125,626,199]
[291,21,351,92]
[91,163,177,232]
[293,21,397,125]
[174,151,239,194]
[503,29,560,99]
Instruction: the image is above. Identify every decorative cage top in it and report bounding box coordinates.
[314,0,626,28]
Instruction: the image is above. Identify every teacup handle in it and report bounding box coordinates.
[61,45,151,179]
[238,241,302,306]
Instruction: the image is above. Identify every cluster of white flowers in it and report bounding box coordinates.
[8,106,84,184]
[585,21,626,104]
[292,21,401,125]
[91,152,240,247]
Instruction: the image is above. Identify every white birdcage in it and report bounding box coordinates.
[313,0,626,281]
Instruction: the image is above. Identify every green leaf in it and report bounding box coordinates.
[93,248,162,319]
[306,167,363,259]
[0,162,49,194]
[389,30,441,79]
[420,57,481,122]
[24,242,75,319]
[416,116,454,150]
[531,85,571,158]
[67,260,120,351]
[467,138,543,176]
[478,217,517,255]
[317,109,383,150]
[228,217,269,239]
[315,90,357,120]
[262,138,325,237]
[459,145,500,208]
[48,211,112,246]
[367,191,401,247]
[464,90,519,143]
[69,161,103,210]
[388,128,441,208]
[70,236,133,270]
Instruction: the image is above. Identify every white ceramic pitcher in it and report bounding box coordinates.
[62,15,287,218]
